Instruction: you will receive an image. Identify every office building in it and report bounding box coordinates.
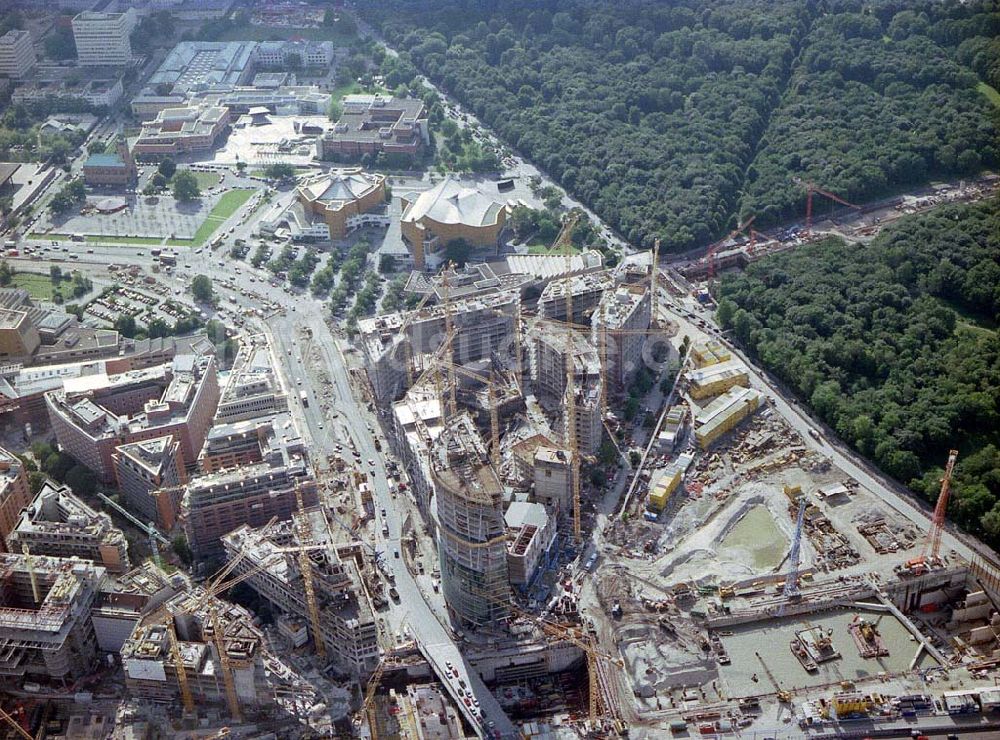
[390,386,444,519]
[72,9,137,67]
[214,339,288,423]
[45,354,220,482]
[256,39,333,69]
[537,271,609,324]
[0,447,32,552]
[592,284,651,392]
[112,436,185,530]
[532,446,572,517]
[7,481,130,573]
[432,414,510,629]
[180,435,316,561]
[358,292,518,403]
[0,30,36,79]
[0,553,103,684]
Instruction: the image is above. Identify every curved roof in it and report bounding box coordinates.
[402,178,503,228]
[297,168,381,205]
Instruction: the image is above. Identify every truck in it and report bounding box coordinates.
[300,390,309,408]
[158,252,177,266]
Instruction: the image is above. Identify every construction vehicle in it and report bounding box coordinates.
[898,450,959,576]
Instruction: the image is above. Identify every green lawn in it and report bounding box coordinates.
[190,189,254,245]
[181,169,221,191]
[11,272,57,300]
[978,82,1000,108]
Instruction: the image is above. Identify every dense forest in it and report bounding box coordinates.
[364,0,999,251]
[740,1,1000,226]
[715,199,1000,548]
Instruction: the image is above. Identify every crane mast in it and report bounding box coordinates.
[209,605,242,723]
[649,237,660,328]
[924,450,959,563]
[294,481,326,660]
[560,218,582,542]
[779,496,807,616]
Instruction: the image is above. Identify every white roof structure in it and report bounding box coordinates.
[298,169,381,205]
[506,249,604,280]
[402,179,504,228]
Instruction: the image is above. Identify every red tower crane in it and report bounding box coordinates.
[902,450,959,575]
[797,180,861,235]
[706,215,755,280]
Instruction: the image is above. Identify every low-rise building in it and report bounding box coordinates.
[687,359,748,400]
[7,481,130,572]
[690,340,732,368]
[505,501,556,588]
[318,94,428,164]
[11,78,124,108]
[256,39,333,69]
[133,105,230,158]
[694,386,763,449]
[112,436,185,530]
[647,453,694,512]
[0,447,31,552]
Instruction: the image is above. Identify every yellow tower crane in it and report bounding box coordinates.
[293,481,326,660]
[650,237,661,329]
[440,263,458,417]
[0,706,32,740]
[208,604,242,723]
[361,659,386,740]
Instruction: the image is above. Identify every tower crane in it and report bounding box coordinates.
[901,450,959,575]
[293,481,326,660]
[795,179,861,236]
[0,705,32,740]
[360,659,386,740]
[561,214,583,543]
[440,264,458,418]
[649,237,661,328]
[778,496,807,617]
[705,216,755,280]
[399,290,433,386]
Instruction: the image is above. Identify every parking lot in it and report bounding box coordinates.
[34,191,227,242]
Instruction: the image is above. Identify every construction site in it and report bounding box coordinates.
[343,206,1000,739]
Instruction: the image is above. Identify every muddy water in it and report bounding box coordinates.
[718,505,788,570]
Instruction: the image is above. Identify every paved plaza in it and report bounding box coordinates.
[38,192,225,241]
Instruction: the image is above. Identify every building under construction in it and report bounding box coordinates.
[591,284,651,392]
[0,552,103,685]
[122,588,270,707]
[220,509,380,676]
[528,322,603,458]
[433,413,510,629]
[358,292,519,403]
[7,480,130,573]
